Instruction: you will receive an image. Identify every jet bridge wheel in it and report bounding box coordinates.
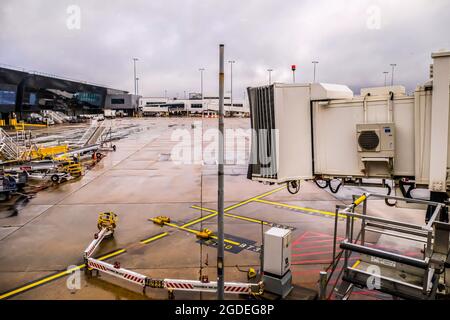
[287,180,301,194]
[314,178,329,189]
[385,183,397,207]
[329,179,343,194]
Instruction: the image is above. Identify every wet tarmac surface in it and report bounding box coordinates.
[0,117,427,300]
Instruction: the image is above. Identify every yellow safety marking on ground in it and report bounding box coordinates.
[185,186,285,226]
[150,219,240,246]
[1,187,284,300]
[191,205,217,214]
[0,248,125,300]
[181,212,218,228]
[223,186,285,212]
[351,260,361,269]
[140,232,169,244]
[191,205,270,226]
[254,198,347,219]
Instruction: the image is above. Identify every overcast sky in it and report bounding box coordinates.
[1,0,449,98]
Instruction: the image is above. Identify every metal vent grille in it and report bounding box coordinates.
[358,130,380,150]
[247,85,277,180]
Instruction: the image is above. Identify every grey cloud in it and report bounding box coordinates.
[1,0,449,98]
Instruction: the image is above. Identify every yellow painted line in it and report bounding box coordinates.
[191,205,217,214]
[223,186,284,212]
[150,219,240,246]
[210,236,240,246]
[98,249,126,261]
[192,205,270,226]
[254,198,347,219]
[351,260,361,269]
[181,212,218,228]
[0,248,125,300]
[140,232,169,244]
[186,186,285,225]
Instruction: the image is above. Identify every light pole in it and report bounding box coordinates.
[199,68,205,99]
[164,89,167,100]
[383,71,389,86]
[312,61,319,83]
[136,77,139,96]
[228,60,235,108]
[267,69,273,85]
[390,64,397,86]
[132,57,139,95]
[218,44,225,300]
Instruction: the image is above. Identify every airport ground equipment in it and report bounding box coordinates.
[83,213,263,297]
[247,50,450,206]
[0,128,21,160]
[321,193,450,300]
[262,227,293,298]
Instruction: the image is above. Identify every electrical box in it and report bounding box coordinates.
[263,227,291,277]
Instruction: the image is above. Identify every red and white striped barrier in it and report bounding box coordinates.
[83,228,108,259]
[163,279,262,294]
[87,258,147,287]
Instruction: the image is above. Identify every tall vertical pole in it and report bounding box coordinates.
[312,61,319,83]
[383,71,389,86]
[390,64,397,86]
[199,68,205,99]
[136,77,139,96]
[228,61,235,108]
[133,58,138,95]
[267,69,273,85]
[217,44,225,300]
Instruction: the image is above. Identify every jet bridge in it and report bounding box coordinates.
[247,50,450,204]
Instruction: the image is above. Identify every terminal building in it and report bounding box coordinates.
[0,66,128,121]
[0,65,249,121]
[139,95,250,117]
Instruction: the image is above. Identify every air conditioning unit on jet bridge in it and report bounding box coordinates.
[356,123,395,175]
[246,83,353,184]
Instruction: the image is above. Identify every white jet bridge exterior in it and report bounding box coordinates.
[247,50,450,203]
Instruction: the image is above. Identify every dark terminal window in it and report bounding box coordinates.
[111,98,125,104]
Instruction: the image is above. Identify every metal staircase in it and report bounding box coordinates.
[0,128,21,161]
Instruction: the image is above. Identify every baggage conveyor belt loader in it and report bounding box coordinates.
[83,212,263,298]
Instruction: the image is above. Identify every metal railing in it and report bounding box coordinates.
[320,192,448,300]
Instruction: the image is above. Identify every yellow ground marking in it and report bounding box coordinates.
[140,232,169,244]
[0,231,164,300]
[0,248,124,300]
[254,198,347,219]
[0,187,284,299]
[181,212,218,228]
[223,186,285,212]
[184,186,285,226]
[149,219,240,246]
[191,205,270,226]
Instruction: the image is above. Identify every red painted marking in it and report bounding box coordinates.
[292,232,310,246]
[292,250,334,258]
[293,244,336,251]
[291,257,358,265]
[296,239,336,244]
